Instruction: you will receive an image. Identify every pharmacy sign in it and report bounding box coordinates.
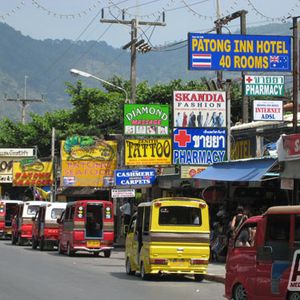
[244,75,284,96]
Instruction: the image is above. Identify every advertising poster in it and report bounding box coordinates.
[114,168,156,186]
[60,137,117,187]
[188,33,291,72]
[125,138,172,166]
[0,148,36,183]
[253,100,283,121]
[173,128,226,165]
[124,104,169,136]
[173,91,226,128]
[13,159,53,187]
[181,165,206,179]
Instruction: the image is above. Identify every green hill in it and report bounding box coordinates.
[0,22,292,121]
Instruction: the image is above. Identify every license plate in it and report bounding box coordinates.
[172,259,186,266]
[87,240,100,247]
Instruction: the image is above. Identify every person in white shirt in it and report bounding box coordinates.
[120,199,131,227]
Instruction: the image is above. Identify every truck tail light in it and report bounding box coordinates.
[190,259,208,265]
[150,258,168,265]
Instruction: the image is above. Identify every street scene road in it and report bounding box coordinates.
[0,240,224,300]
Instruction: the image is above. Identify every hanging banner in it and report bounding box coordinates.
[114,168,156,186]
[253,100,283,121]
[188,33,291,72]
[173,128,226,165]
[60,136,117,187]
[12,159,53,186]
[111,188,136,198]
[124,104,169,136]
[244,75,284,96]
[173,91,226,128]
[0,148,36,183]
[125,138,172,166]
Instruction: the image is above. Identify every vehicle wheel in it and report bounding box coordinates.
[194,274,204,282]
[32,237,38,249]
[140,262,151,280]
[126,257,135,275]
[67,243,74,257]
[39,238,44,251]
[233,283,247,300]
[93,252,99,257]
[104,250,111,258]
[288,292,300,300]
[58,242,64,254]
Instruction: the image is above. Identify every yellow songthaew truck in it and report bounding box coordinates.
[125,197,210,281]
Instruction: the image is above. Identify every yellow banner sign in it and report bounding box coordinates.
[13,160,53,186]
[125,139,172,166]
[61,139,117,187]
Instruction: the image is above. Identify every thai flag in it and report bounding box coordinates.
[192,53,212,68]
[269,55,289,70]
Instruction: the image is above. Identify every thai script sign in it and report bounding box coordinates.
[253,100,283,121]
[188,33,291,72]
[173,91,226,128]
[124,104,169,136]
[12,160,53,186]
[244,75,284,96]
[115,168,156,186]
[60,136,117,187]
[173,128,226,165]
[0,148,35,157]
[111,188,136,198]
[125,138,172,166]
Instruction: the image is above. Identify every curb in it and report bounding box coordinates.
[204,274,225,284]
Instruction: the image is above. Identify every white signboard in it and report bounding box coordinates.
[0,148,35,157]
[253,100,283,121]
[111,188,136,198]
[244,75,284,96]
[173,91,226,128]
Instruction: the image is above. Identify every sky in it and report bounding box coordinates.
[0,0,298,49]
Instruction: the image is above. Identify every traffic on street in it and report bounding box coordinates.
[0,239,224,300]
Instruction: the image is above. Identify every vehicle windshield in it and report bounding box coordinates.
[27,205,40,216]
[51,208,64,219]
[159,206,202,226]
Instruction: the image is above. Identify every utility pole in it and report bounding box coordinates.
[215,0,223,86]
[5,75,44,124]
[292,16,299,132]
[101,12,166,103]
[214,10,248,122]
[240,11,248,123]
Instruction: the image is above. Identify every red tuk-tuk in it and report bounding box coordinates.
[57,200,114,257]
[225,205,300,300]
[11,200,45,245]
[32,202,67,250]
[0,199,22,239]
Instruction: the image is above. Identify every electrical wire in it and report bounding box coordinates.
[0,1,25,20]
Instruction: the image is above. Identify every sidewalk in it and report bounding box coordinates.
[204,262,225,284]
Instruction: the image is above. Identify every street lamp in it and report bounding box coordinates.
[70,68,129,103]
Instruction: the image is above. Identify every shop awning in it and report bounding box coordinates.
[193,157,278,182]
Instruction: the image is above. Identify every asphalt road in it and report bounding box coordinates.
[0,240,224,300]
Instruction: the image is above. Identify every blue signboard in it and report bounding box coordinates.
[188,33,291,72]
[114,168,156,186]
[173,128,226,165]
